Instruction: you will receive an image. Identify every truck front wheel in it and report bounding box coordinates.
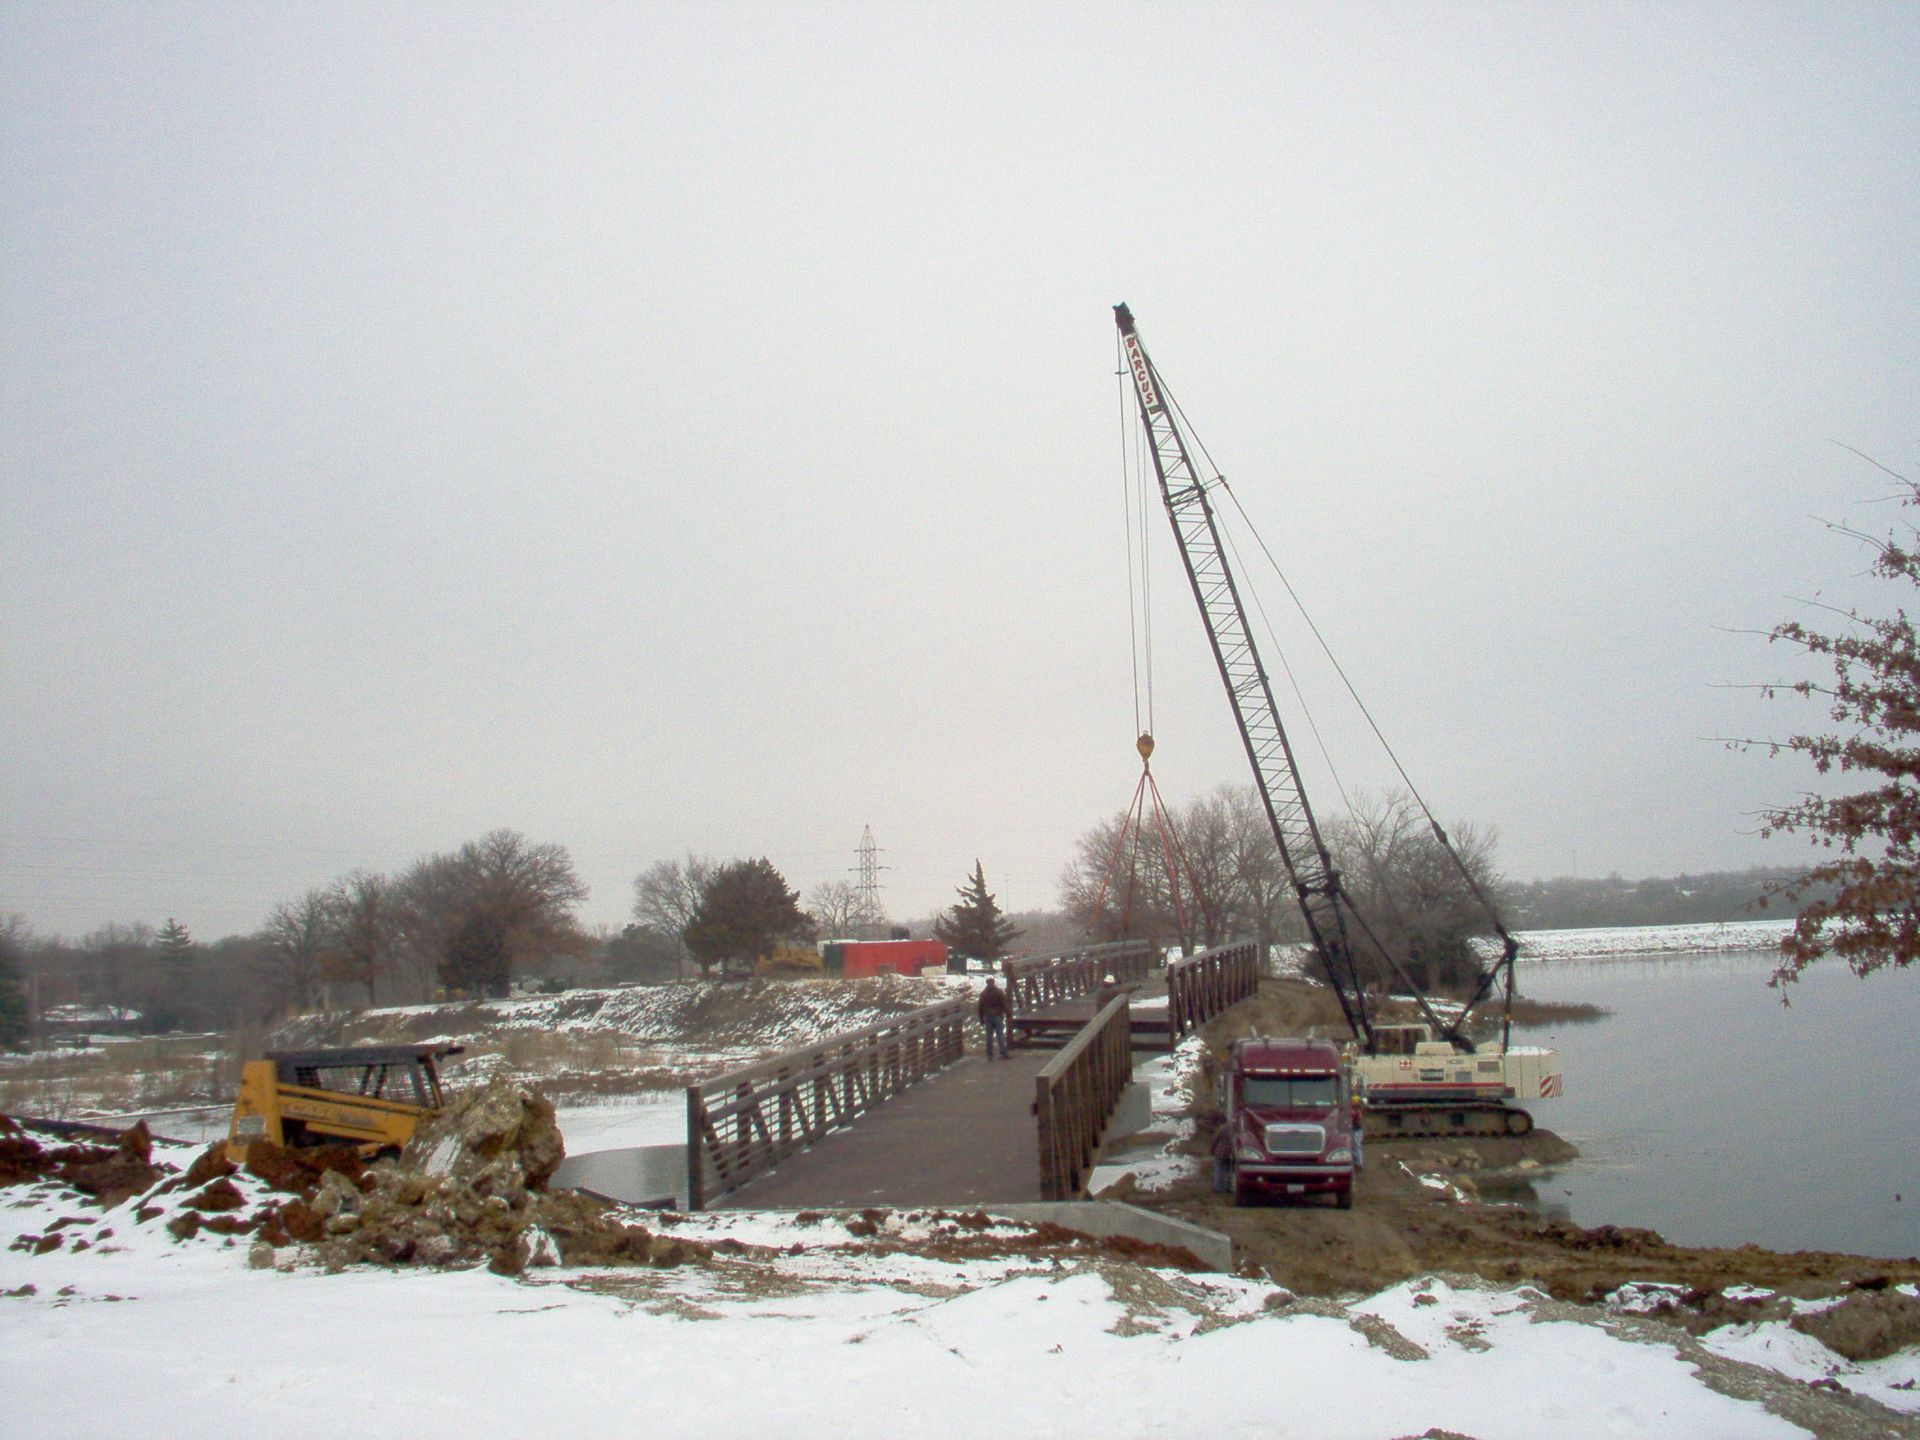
[1231,1166,1257,1208]
[1335,1186,1353,1210]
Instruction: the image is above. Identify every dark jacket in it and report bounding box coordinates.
[977,984,1010,1020]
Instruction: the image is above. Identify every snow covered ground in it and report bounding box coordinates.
[7,1131,1909,1440]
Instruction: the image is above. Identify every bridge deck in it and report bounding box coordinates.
[714,1051,1052,1209]
[712,979,1174,1210]
[1013,977,1174,1048]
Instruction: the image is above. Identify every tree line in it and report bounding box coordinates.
[0,796,1496,1046]
[17,460,1920,1047]
[1057,784,1503,996]
[6,738,1893,1051]
[1,829,591,1040]
[1500,867,1825,931]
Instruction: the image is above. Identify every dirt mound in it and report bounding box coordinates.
[1624,1286,1795,1337]
[238,1139,369,1193]
[1194,977,1351,1053]
[0,1115,167,1208]
[1791,1286,1920,1362]
[1154,1139,1920,1307]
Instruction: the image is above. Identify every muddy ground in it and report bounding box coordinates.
[1135,979,1920,1308]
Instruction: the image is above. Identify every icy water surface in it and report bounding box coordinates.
[1513,945,1920,1259]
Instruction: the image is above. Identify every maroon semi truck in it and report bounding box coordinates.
[1212,1036,1360,1208]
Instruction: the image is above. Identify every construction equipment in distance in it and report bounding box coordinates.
[756,942,827,977]
[1113,303,1560,1139]
[226,1043,463,1161]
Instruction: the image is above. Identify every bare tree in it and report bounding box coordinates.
[1222,785,1299,955]
[805,879,864,937]
[0,913,30,1050]
[395,830,590,999]
[1172,787,1248,948]
[1328,791,1502,996]
[257,888,334,1014]
[631,853,714,980]
[1058,785,1285,950]
[1059,811,1173,943]
[325,870,399,1008]
[79,920,152,1021]
[391,850,470,1001]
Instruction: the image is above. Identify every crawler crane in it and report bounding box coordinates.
[1114,304,1560,1138]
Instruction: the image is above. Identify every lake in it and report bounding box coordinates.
[1511,938,1920,1260]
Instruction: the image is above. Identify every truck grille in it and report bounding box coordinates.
[1263,1123,1326,1157]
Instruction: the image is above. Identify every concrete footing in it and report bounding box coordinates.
[986,1200,1233,1272]
[1099,1082,1152,1152]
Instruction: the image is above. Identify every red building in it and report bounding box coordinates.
[831,939,948,978]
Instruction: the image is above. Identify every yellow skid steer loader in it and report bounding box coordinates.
[227,1043,464,1162]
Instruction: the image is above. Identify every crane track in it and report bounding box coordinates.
[1363,1104,1534,1141]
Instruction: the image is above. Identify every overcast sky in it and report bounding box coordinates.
[4,2,1916,941]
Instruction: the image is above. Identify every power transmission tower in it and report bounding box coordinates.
[853,825,886,938]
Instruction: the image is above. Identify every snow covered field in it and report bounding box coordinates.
[7,1130,1911,1440]
[1511,918,1797,963]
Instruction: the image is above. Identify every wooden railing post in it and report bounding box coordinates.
[685,1086,706,1211]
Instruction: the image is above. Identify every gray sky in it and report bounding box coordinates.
[4,2,1917,940]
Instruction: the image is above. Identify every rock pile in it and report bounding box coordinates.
[0,1115,166,1208]
[223,1075,710,1275]
[2,1084,713,1276]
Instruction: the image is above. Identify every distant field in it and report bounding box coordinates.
[1511,918,1794,962]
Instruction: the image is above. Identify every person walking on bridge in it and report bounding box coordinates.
[978,976,1010,1060]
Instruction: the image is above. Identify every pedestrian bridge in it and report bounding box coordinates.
[674,941,1261,1211]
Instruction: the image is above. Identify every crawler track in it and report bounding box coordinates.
[1364,1104,1534,1140]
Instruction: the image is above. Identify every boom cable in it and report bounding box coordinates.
[1116,339,1153,735]
[1116,343,1139,734]
[1214,478,1516,953]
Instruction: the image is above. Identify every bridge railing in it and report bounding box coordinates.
[1165,940,1261,1042]
[684,996,970,1209]
[1034,995,1134,1201]
[1003,940,1156,1016]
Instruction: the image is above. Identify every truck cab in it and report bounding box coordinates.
[1215,1036,1358,1208]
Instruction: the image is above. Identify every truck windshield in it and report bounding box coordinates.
[1242,1075,1339,1109]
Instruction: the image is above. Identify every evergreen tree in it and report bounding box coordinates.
[151,917,196,1029]
[156,917,192,956]
[935,861,1022,963]
[683,858,814,977]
